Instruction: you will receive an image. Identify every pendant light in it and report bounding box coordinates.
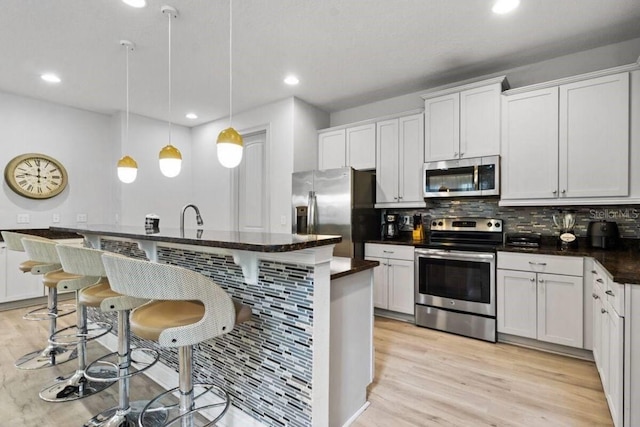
[158,5,182,178]
[117,40,138,184]
[217,0,243,169]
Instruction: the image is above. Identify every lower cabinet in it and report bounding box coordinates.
[590,262,624,427]
[365,243,414,315]
[497,252,584,348]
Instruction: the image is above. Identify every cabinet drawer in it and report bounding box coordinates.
[497,252,583,276]
[607,281,625,317]
[365,243,414,260]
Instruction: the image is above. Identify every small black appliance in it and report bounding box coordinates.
[587,220,620,249]
[382,213,400,240]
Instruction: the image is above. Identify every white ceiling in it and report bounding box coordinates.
[2,0,640,127]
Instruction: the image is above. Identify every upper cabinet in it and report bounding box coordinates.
[318,123,375,170]
[375,113,425,208]
[501,71,630,204]
[422,76,507,162]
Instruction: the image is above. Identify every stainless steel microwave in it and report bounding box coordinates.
[423,155,500,198]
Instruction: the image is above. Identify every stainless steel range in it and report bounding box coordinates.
[415,218,503,342]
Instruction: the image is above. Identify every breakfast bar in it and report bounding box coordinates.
[51,225,377,427]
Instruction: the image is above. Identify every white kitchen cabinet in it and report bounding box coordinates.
[375,113,425,208]
[365,243,414,315]
[318,123,376,171]
[501,71,630,203]
[497,252,584,348]
[423,77,505,162]
[590,261,624,427]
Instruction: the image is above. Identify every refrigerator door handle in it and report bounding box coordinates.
[307,191,317,234]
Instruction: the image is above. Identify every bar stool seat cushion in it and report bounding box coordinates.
[19,260,47,273]
[131,300,252,342]
[42,269,82,289]
[79,280,121,308]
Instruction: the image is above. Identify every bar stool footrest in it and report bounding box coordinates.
[39,366,117,402]
[84,347,160,382]
[15,345,77,370]
[48,322,112,346]
[83,399,168,427]
[140,384,230,427]
[23,303,76,321]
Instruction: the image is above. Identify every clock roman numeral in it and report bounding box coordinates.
[19,180,27,186]
[34,159,41,167]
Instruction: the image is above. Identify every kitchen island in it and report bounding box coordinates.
[52,225,377,427]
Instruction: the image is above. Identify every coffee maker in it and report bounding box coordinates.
[382,213,400,240]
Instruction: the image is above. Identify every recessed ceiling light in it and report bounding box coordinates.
[122,0,146,8]
[284,75,300,86]
[40,73,61,83]
[492,0,520,14]
[185,113,198,120]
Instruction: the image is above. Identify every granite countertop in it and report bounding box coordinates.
[51,224,341,253]
[367,236,640,285]
[0,228,83,242]
[330,257,379,280]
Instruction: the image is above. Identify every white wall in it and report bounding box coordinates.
[330,37,640,126]
[0,91,116,229]
[293,98,330,172]
[117,112,193,229]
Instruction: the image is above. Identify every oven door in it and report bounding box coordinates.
[415,248,495,316]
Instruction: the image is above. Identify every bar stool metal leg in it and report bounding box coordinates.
[39,291,116,402]
[84,309,164,427]
[15,287,77,370]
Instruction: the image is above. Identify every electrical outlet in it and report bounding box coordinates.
[16,213,30,224]
[280,215,287,226]
[76,213,88,223]
[52,213,60,223]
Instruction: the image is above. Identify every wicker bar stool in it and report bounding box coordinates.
[101,253,252,427]
[4,232,77,370]
[39,245,119,402]
[49,246,163,427]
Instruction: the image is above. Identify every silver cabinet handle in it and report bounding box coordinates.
[591,270,598,275]
[393,196,398,200]
[561,189,566,194]
[459,152,464,158]
[538,279,544,283]
[454,152,459,157]
[529,262,547,266]
[529,278,535,282]
[383,250,394,254]
[605,290,614,296]
[398,196,403,200]
[592,293,599,299]
[552,190,558,195]
[596,278,604,283]
[601,308,608,314]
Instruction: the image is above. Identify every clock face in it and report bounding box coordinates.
[4,153,68,199]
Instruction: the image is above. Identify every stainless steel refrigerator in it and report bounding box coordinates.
[292,167,378,258]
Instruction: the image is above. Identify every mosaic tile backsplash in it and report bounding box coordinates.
[93,241,315,427]
[390,198,640,238]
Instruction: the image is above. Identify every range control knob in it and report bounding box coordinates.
[495,222,501,228]
[487,222,493,228]
[438,221,443,226]
[432,221,437,227]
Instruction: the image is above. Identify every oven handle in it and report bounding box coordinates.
[415,249,495,262]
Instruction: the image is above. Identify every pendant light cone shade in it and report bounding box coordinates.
[118,39,138,184]
[159,144,182,177]
[217,127,243,168]
[117,155,138,183]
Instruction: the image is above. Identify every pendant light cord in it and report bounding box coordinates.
[229,0,233,127]
[168,10,173,142]
[125,45,130,147]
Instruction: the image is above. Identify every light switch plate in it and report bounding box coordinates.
[52,213,60,223]
[76,213,88,223]
[17,213,30,224]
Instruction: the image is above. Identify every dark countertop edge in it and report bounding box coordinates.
[0,228,83,242]
[51,226,341,253]
[330,258,379,280]
[367,238,640,285]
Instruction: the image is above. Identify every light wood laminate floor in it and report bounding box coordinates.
[1,305,612,426]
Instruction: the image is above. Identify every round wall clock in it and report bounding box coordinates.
[4,153,68,199]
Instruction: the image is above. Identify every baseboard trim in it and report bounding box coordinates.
[0,293,75,312]
[498,333,594,361]
[343,401,370,427]
[96,334,266,427]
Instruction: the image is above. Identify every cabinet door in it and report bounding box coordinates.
[424,93,459,161]
[0,244,7,302]
[346,123,376,170]
[496,269,537,338]
[559,72,629,198]
[606,308,624,427]
[318,129,346,170]
[3,250,44,302]
[460,83,501,158]
[592,287,604,370]
[367,257,388,310]
[376,119,399,204]
[387,259,414,315]
[398,113,425,204]
[501,87,559,200]
[537,273,583,348]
